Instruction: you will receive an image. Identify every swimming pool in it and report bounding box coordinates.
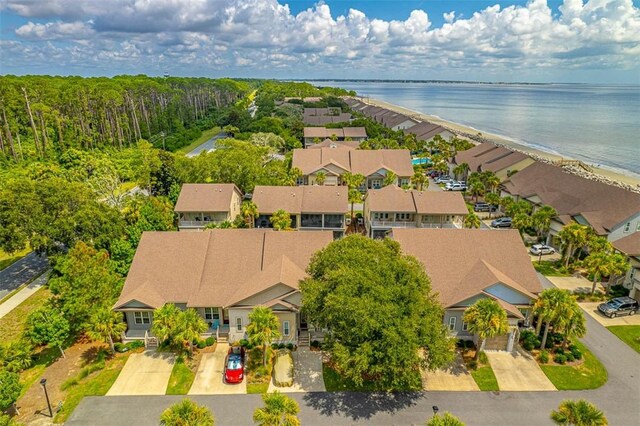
[411,157,432,166]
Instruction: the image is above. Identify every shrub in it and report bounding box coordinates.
[127,340,145,350]
[468,360,478,370]
[554,354,567,364]
[114,342,128,353]
[539,350,549,364]
[545,338,554,349]
[456,339,465,348]
[478,351,488,364]
[278,343,285,349]
[519,330,540,351]
[570,347,582,360]
[286,343,294,351]
[271,343,279,349]
[555,347,565,355]
[239,339,249,347]
[565,353,575,363]
[196,340,206,349]
[60,377,79,391]
[205,337,215,346]
[465,340,475,349]
[310,340,320,349]
[550,332,564,345]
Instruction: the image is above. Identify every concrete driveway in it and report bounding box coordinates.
[268,348,326,393]
[421,354,479,391]
[485,351,555,391]
[107,350,175,395]
[189,343,246,395]
[580,302,640,326]
[545,275,597,294]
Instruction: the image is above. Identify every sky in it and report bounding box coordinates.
[0,0,639,83]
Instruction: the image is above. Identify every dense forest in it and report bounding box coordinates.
[0,75,252,162]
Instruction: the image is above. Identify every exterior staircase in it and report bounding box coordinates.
[144,331,158,348]
[297,331,310,347]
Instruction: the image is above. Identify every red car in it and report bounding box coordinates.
[224,346,245,384]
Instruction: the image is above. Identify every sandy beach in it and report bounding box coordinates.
[359,97,640,190]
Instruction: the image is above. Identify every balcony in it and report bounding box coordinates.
[370,220,418,228]
[419,222,462,229]
[179,220,214,228]
[300,214,345,229]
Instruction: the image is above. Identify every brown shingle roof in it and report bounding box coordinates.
[342,127,367,138]
[382,114,418,129]
[612,232,640,256]
[115,230,333,309]
[392,229,542,307]
[292,148,413,177]
[174,184,240,212]
[454,143,528,173]
[303,114,352,125]
[252,186,348,215]
[503,162,640,233]
[307,139,360,150]
[365,186,468,215]
[404,122,447,140]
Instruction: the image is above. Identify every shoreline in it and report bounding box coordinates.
[358,97,640,191]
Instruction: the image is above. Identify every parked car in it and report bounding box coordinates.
[224,346,245,383]
[491,217,512,228]
[446,182,467,191]
[530,244,556,255]
[474,202,498,212]
[598,297,639,318]
[435,175,452,184]
[428,170,440,178]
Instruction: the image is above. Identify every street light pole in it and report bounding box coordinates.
[40,378,52,417]
[432,405,439,417]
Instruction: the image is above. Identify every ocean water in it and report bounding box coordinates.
[315,81,640,178]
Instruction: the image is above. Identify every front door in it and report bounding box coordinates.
[222,309,229,325]
[300,313,308,330]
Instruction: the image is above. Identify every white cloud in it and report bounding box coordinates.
[2,0,639,78]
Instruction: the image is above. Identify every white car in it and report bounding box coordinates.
[530,244,555,255]
[446,182,467,191]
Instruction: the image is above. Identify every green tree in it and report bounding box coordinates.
[241,201,259,228]
[583,252,629,295]
[383,170,397,187]
[463,299,509,360]
[246,306,281,366]
[0,371,21,415]
[24,305,70,358]
[86,308,127,354]
[132,140,162,192]
[512,212,532,237]
[314,171,326,185]
[483,172,500,193]
[452,163,469,181]
[152,303,182,344]
[253,391,300,426]
[533,288,575,349]
[467,180,485,202]
[412,170,428,191]
[177,308,208,355]
[556,302,586,349]
[558,223,590,268]
[505,200,532,218]
[484,192,500,219]
[342,172,365,218]
[464,212,481,229]
[48,241,123,331]
[531,206,557,241]
[160,398,215,426]
[301,235,455,389]
[0,413,21,426]
[427,412,466,426]
[270,209,292,231]
[586,236,613,255]
[0,340,33,372]
[551,399,607,426]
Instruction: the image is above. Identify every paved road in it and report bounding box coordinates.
[0,271,48,319]
[0,252,48,299]
[185,132,228,158]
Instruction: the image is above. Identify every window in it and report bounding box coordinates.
[448,316,456,331]
[624,222,631,232]
[204,308,220,321]
[371,179,382,189]
[296,176,305,185]
[283,321,290,336]
[134,311,150,325]
[399,178,409,187]
[462,322,468,332]
[236,317,242,332]
[373,212,389,220]
[637,222,640,232]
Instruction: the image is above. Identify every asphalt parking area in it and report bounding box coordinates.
[107,350,175,395]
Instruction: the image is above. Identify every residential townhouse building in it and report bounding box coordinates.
[174,184,243,231]
[452,142,535,181]
[363,185,468,238]
[292,146,414,189]
[612,233,640,303]
[252,185,348,238]
[303,127,367,147]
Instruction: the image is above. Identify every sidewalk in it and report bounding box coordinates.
[0,271,49,319]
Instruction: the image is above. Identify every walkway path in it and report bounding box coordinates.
[0,271,48,319]
[0,252,48,299]
[185,132,228,158]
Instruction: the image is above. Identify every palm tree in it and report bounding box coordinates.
[343,172,365,218]
[467,180,485,203]
[151,303,181,344]
[583,252,629,295]
[314,171,326,185]
[270,209,292,231]
[532,205,557,242]
[176,308,208,355]
[383,170,397,187]
[246,306,281,366]
[452,163,469,181]
[484,172,500,194]
[512,212,532,237]
[348,188,362,220]
[556,302,586,349]
[550,399,607,425]
[241,201,259,228]
[463,298,509,360]
[586,236,613,254]
[253,391,300,426]
[86,308,127,354]
[484,192,500,219]
[412,170,428,191]
[160,398,215,426]
[464,212,481,229]
[558,222,590,268]
[533,288,574,349]
[427,412,466,426]
[505,200,532,218]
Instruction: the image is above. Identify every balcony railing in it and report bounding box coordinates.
[370,220,418,228]
[179,220,214,228]
[420,222,461,229]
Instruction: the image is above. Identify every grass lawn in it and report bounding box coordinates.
[607,325,640,353]
[540,341,607,390]
[166,357,196,395]
[471,366,499,391]
[0,287,51,342]
[322,363,422,392]
[533,261,571,277]
[0,246,30,271]
[247,383,269,394]
[54,353,130,423]
[246,347,274,394]
[176,126,222,154]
